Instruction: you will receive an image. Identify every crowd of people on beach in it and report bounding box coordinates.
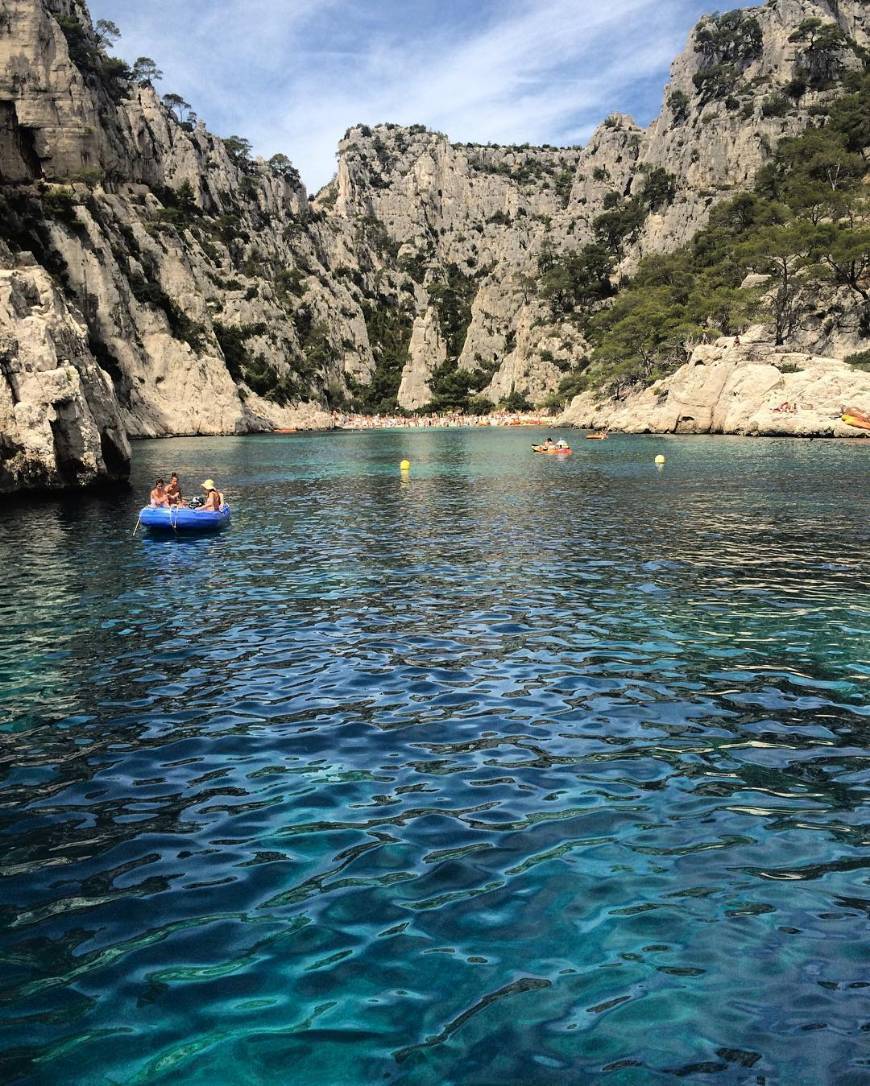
[149,474,225,511]
[329,411,552,430]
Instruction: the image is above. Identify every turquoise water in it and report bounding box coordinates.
[1,429,868,1085]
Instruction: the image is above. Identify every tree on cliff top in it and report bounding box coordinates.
[95,19,120,48]
[131,57,163,86]
[738,221,818,345]
[163,93,192,122]
[695,11,763,68]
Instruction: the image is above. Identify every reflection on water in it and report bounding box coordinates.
[0,430,868,1084]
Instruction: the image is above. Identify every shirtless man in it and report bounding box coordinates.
[149,479,169,507]
[164,472,183,506]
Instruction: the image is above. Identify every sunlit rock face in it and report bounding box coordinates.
[0,245,130,493]
[559,331,870,437]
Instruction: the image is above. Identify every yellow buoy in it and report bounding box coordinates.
[655,454,666,464]
[400,459,411,471]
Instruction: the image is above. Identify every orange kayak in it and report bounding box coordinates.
[842,408,870,430]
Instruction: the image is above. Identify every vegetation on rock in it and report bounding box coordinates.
[351,300,415,413]
[570,69,870,399]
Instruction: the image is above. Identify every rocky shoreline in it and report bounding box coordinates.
[559,334,870,439]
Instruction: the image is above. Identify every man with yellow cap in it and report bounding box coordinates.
[198,478,225,512]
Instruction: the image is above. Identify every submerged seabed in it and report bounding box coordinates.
[0,430,868,1085]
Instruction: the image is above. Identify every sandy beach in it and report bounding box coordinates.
[330,411,557,430]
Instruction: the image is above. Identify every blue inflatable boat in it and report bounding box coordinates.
[138,505,231,534]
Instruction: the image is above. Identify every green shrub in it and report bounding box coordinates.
[640,167,677,212]
[694,11,763,68]
[761,95,791,118]
[42,188,81,227]
[785,77,807,100]
[212,320,299,400]
[593,199,648,254]
[693,63,740,104]
[428,264,477,360]
[163,301,207,351]
[668,90,690,123]
[499,386,533,412]
[543,360,591,407]
[790,18,852,89]
[554,168,574,206]
[845,349,870,371]
[353,299,414,413]
[539,243,613,316]
[56,16,100,73]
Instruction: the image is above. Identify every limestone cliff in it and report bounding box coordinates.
[0,0,868,491]
[0,0,373,492]
[559,328,870,437]
[0,243,130,491]
[321,0,869,408]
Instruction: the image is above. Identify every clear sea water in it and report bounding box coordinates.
[1,429,868,1085]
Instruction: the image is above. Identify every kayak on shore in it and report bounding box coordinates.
[138,505,231,534]
[842,408,870,431]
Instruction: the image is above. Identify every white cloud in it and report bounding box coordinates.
[89,0,729,191]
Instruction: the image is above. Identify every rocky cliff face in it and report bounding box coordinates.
[0,242,130,491]
[0,0,868,491]
[559,326,870,437]
[321,0,868,409]
[0,0,372,489]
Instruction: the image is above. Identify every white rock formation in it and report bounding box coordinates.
[560,333,870,437]
[398,309,446,411]
[0,248,130,492]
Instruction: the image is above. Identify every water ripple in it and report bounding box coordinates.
[0,431,868,1084]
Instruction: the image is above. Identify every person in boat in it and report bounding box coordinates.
[197,479,225,512]
[164,472,183,506]
[556,439,569,449]
[149,479,170,507]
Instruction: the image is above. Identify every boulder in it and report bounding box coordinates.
[559,335,870,437]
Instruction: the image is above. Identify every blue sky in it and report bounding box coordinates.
[89,0,737,192]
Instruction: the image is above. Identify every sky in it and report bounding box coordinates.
[88,0,734,193]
